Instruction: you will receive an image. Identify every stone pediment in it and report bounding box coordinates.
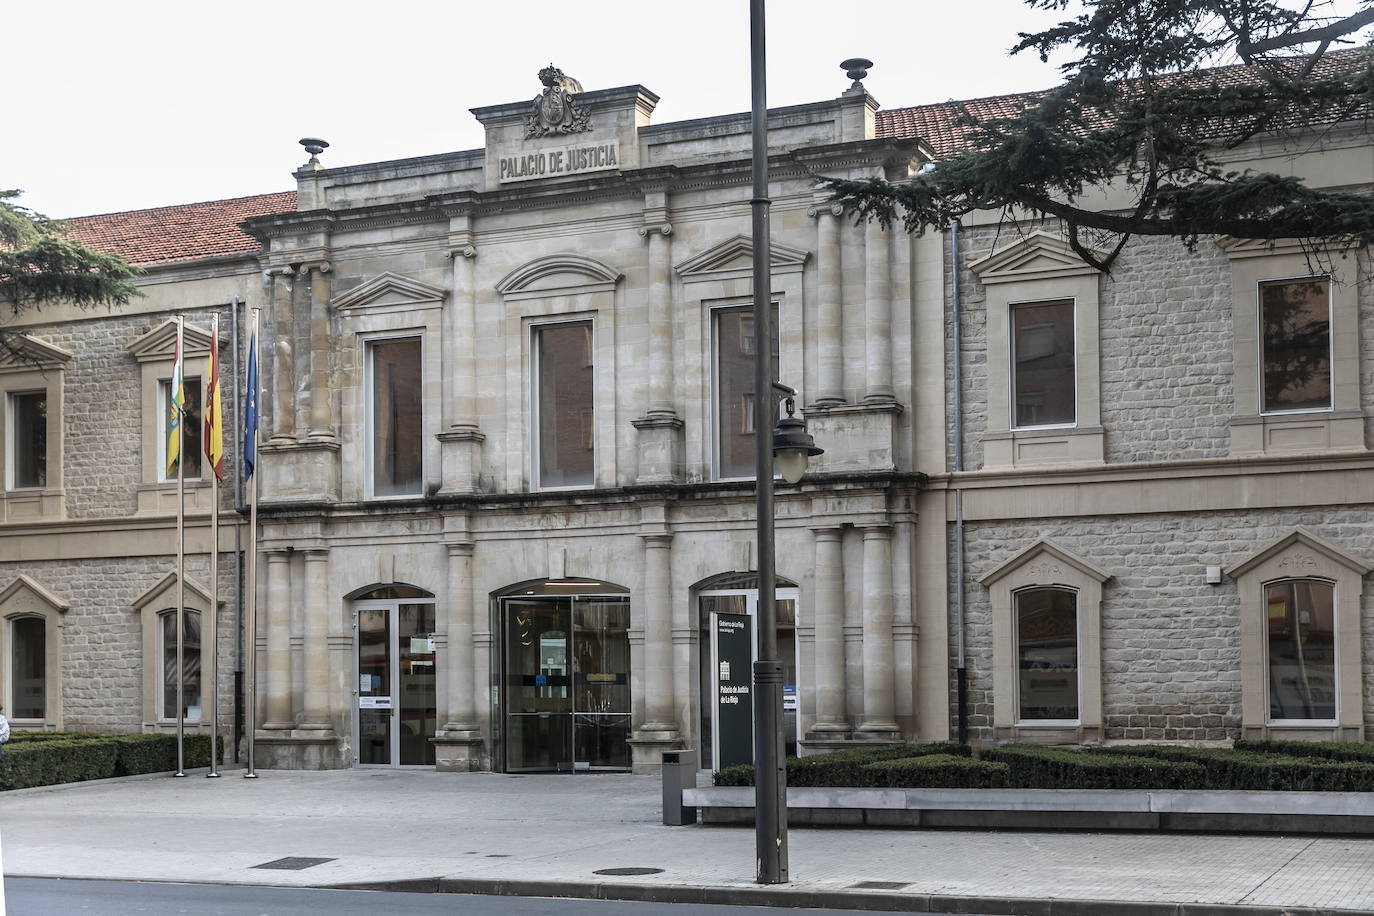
[496,254,622,297]
[331,272,447,313]
[969,231,1104,283]
[1214,235,1363,260]
[1227,528,1370,580]
[126,319,217,363]
[979,538,1112,587]
[675,235,810,282]
[132,571,213,610]
[0,574,70,615]
[0,335,73,372]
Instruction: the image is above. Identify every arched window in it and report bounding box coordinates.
[159,609,202,721]
[0,574,68,728]
[1015,587,1078,721]
[10,616,46,720]
[1264,579,1335,721]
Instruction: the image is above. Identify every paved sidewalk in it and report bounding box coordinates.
[2,768,1373,914]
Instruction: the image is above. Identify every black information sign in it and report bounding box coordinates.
[714,612,753,770]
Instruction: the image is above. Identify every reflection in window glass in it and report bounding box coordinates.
[161,377,203,480]
[1261,278,1330,412]
[370,338,422,496]
[1012,300,1075,427]
[535,322,594,488]
[11,391,46,489]
[1266,579,1335,720]
[1016,588,1078,720]
[160,610,202,719]
[715,304,778,479]
[11,617,45,719]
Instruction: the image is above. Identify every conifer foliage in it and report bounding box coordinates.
[822,0,1374,270]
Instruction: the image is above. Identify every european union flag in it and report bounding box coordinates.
[243,329,258,481]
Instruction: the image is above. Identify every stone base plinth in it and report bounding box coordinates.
[250,733,345,770]
[260,439,340,503]
[437,428,485,495]
[631,415,684,484]
[432,734,485,772]
[805,402,903,473]
[628,733,683,776]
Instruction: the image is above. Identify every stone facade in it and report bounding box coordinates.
[2,63,1371,772]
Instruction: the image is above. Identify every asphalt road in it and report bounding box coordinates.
[4,877,986,915]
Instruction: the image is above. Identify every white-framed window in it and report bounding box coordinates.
[531,319,594,489]
[711,303,777,480]
[1014,586,1079,722]
[6,390,47,490]
[157,608,202,721]
[1264,578,1336,722]
[9,615,46,720]
[157,376,203,482]
[366,336,423,498]
[1011,299,1076,429]
[1258,276,1331,415]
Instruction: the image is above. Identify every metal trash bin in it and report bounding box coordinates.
[661,749,698,826]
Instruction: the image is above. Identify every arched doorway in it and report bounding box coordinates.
[494,578,631,772]
[696,573,800,772]
[351,584,436,767]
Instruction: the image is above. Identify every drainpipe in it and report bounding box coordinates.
[949,220,968,745]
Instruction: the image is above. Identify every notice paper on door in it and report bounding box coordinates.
[359,674,371,692]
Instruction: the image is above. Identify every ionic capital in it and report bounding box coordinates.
[637,222,673,239]
[807,203,844,219]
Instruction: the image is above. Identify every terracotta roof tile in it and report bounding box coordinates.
[63,191,296,267]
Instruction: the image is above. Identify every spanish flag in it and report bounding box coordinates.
[165,319,184,479]
[204,314,225,481]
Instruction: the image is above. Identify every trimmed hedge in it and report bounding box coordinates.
[715,742,969,787]
[0,733,222,791]
[1234,738,1374,766]
[982,745,1207,790]
[1098,745,1374,792]
[862,754,1009,789]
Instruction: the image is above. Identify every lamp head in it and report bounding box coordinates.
[772,398,823,484]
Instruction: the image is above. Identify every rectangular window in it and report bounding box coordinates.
[714,304,777,479]
[1016,588,1078,720]
[9,391,47,489]
[11,617,45,720]
[159,377,203,480]
[1012,300,1075,428]
[534,321,594,488]
[369,338,423,497]
[160,610,202,720]
[1266,579,1336,720]
[1261,277,1331,413]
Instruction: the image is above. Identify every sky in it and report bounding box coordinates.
[4,0,1362,219]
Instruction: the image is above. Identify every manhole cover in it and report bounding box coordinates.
[252,857,336,871]
[594,867,665,876]
[850,880,910,890]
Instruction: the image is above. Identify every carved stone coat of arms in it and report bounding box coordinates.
[525,65,592,138]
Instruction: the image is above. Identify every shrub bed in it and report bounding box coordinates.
[0,733,221,791]
[862,754,1009,789]
[715,742,968,787]
[1234,738,1374,765]
[1098,745,1374,792]
[982,745,1207,790]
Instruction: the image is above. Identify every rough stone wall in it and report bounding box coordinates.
[1360,250,1374,449]
[1,554,240,733]
[953,507,1374,743]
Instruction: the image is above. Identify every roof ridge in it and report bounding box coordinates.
[64,189,296,223]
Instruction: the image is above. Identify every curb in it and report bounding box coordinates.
[325,876,1374,915]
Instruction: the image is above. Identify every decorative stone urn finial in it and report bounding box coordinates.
[840,58,874,89]
[299,137,330,169]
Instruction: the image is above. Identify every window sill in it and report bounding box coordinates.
[0,489,64,524]
[984,426,1105,469]
[1230,410,1366,457]
[135,482,216,517]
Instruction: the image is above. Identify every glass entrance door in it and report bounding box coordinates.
[501,595,630,772]
[355,599,437,766]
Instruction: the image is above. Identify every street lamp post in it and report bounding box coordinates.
[749,2,824,885]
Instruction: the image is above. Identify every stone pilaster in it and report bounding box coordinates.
[630,530,682,772]
[805,527,850,741]
[298,547,332,732]
[864,219,894,404]
[810,202,845,407]
[262,548,293,730]
[268,269,296,443]
[858,526,899,738]
[439,242,484,495]
[306,263,335,440]
[436,541,482,771]
[634,219,683,484]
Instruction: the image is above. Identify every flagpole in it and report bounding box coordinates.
[175,315,186,778]
[207,312,221,778]
[245,309,260,779]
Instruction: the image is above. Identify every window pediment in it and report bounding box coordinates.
[980,538,1112,588]
[1227,528,1370,581]
[0,335,73,373]
[674,235,809,282]
[1215,235,1364,261]
[496,255,622,298]
[133,571,213,611]
[331,272,447,313]
[127,319,218,363]
[0,574,70,615]
[969,231,1105,284]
